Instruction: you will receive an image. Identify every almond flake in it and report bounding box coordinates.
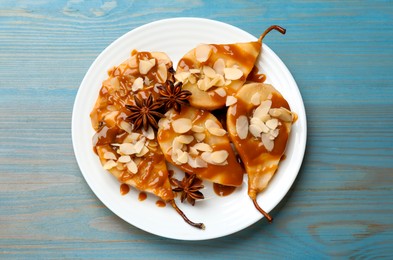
[139,59,156,75]
[119,143,136,155]
[134,138,146,153]
[120,121,133,134]
[210,150,229,164]
[194,133,206,142]
[224,67,243,80]
[266,118,279,130]
[187,156,208,168]
[176,151,189,164]
[270,128,280,138]
[158,118,170,130]
[200,151,212,163]
[253,100,272,119]
[249,124,263,138]
[131,77,144,92]
[103,152,117,160]
[195,44,212,62]
[142,126,155,140]
[192,143,213,152]
[208,128,226,136]
[176,135,194,144]
[189,68,201,74]
[251,93,261,106]
[156,63,168,83]
[202,66,217,78]
[175,71,191,83]
[226,96,237,106]
[188,74,197,84]
[126,159,138,174]
[213,58,225,75]
[209,74,225,87]
[205,119,220,129]
[214,87,227,97]
[236,115,249,140]
[189,147,199,156]
[270,108,293,122]
[250,117,270,133]
[103,160,117,170]
[136,146,149,157]
[172,118,192,133]
[191,125,205,133]
[118,155,131,163]
[172,138,184,151]
[262,133,274,152]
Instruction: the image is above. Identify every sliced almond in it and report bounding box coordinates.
[270,107,293,122]
[210,150,229,164]
[103,151,117,160]
[250,117,270,133]
[119,143,136,155]
[189,147,199,156]
[270,128,280,138]
[251,92,261,106]
[209,74,225,87]
[253,100,272,119]
[203,66,217,78]
[266,118,279,130]
[214,87,227,97]
[131,77,144,92]
[103,160,117,170]
[158,118,170,130]
[236,115,249,140]
[249,124,263,138]
[176,151,189,164]
[192,142,213,152]
[194,132,206,142]
[172,118,192,134]
[175,71,191,83]
[118,155,131,163]
[172,138,184,151]
[188,74,197,84]
[200,151,212,164]
[134,138,146,153]
[189,68,201,74]
[191,125,205,133]
[205,119,220,129]
[136,146,149,157]
[187,156,208,168]
[224,67,243,80]
[213,58,225,75]
[208,128,226,137]
[139,59,156,75]
[225,96,237,106]
[156,63,167,83]
[142,126,154,140]
[126,159,138,174]
[262,133,274,152]
[119,121,133,134]
[195,44,212,62]
[176,135,194,144]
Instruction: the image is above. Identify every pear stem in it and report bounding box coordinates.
[170,200,205,230]
[258,25,286,43]
[252,198,273,223]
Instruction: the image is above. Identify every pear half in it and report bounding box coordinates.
[226,82,296,222]
[174,25,286,111]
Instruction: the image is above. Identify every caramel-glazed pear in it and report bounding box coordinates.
[226,83,296,222]
[175,26,286,110]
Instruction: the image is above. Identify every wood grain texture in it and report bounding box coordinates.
[1,0,392,258]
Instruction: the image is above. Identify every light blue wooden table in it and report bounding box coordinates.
[1,0,392,258]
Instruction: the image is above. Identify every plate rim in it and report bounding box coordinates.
[72,17,307,240]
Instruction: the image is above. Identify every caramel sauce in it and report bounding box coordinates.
[155,200,166,207]
[213,183,236,197]
[247,66,266,83]
[138,192,147,201]
[120,183,130,195]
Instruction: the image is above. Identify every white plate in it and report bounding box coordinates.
[72,18,307,240]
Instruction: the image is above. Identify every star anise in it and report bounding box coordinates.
[171,173,204,206]
[157,80,192,113]
[125,94,164,131]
